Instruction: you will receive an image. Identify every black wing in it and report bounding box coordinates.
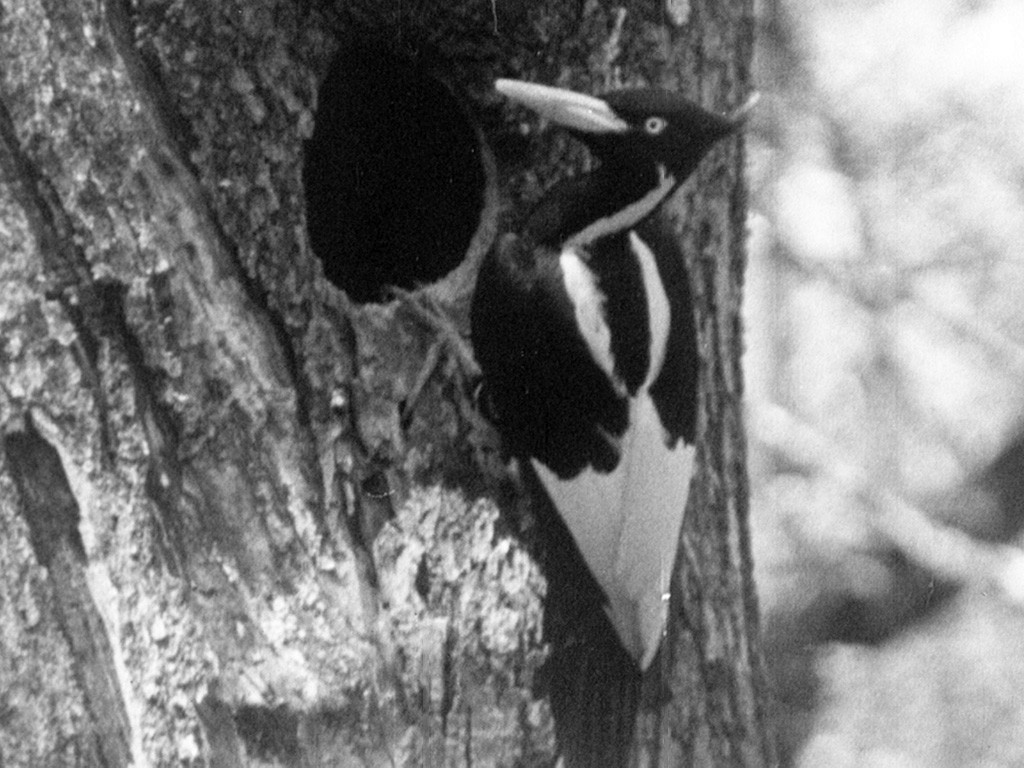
[470,234,629,478]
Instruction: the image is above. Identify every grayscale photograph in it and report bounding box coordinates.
[0,0,1019,765]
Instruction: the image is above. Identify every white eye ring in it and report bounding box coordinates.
[645,116,668,135]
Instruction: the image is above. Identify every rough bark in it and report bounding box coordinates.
[0,0,771,766]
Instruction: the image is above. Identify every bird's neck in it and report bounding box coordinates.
[523,161,676,248]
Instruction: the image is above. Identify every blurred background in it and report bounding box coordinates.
[744,0,1024,764]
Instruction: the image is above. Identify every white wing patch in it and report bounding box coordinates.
[611,396,694,668]
[559,249,624,393]
[533,394,694,670]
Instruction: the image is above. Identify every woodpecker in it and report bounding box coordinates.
[471,79,749,669]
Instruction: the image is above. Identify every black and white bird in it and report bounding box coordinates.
[471,79,749,669]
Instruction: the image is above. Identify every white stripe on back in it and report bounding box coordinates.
[629,230,672,388]
[559,249,624,393]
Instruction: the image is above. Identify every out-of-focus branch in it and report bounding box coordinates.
[774,243,1024,377]
[910,287,1024,377]
[749,401,1024,603]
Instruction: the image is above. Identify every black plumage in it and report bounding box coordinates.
[471,78,745,668]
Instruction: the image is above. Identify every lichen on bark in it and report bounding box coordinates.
[0,0,771,765]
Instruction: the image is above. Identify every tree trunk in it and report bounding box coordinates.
[0,0,772,766]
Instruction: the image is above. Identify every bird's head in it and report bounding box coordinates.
[495,78,754,183]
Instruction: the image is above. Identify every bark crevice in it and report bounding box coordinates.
[3,420,133,768]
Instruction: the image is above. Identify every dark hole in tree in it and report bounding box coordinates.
[303,46,486,303]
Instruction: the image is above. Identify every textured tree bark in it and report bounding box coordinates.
[0,0,771,766]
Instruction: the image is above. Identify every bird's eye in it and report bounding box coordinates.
[644,116,667,135]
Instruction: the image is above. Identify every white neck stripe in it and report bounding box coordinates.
[566,164,675,247]
[558,250,626,394]
[628,231,671,388]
